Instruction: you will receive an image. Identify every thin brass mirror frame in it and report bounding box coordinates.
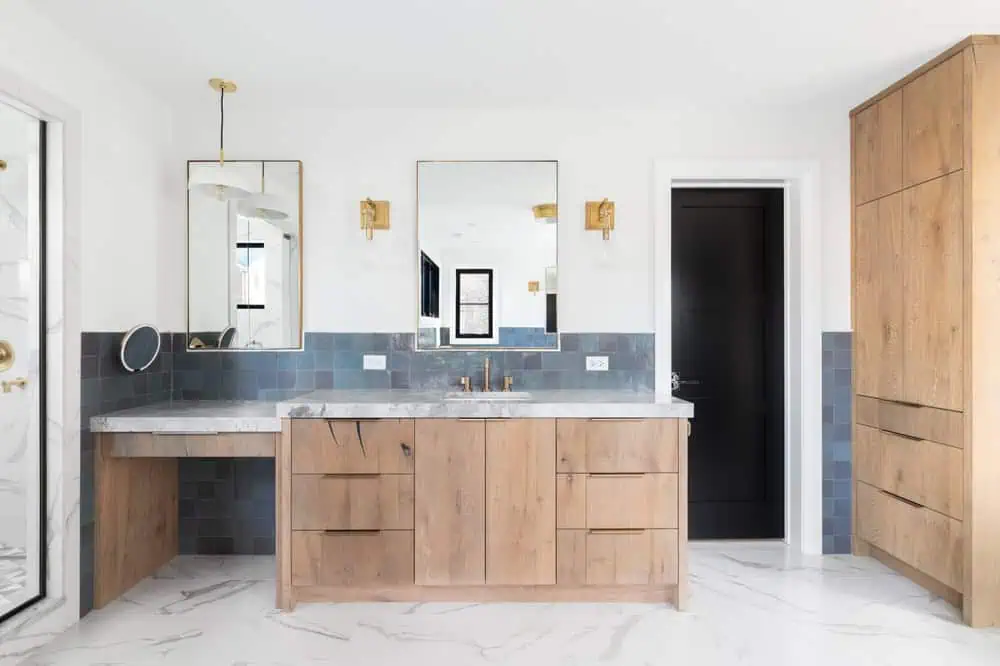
[414,159,560,352]
[185,159,305,351]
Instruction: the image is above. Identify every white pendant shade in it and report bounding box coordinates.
[188,164,253,201]
[239,192,290,221]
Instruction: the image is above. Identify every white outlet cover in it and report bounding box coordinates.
[586,356,609,372]
[363,354,387,371]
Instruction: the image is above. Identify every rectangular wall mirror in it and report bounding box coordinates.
[416,161,558,350]
[187,160,303,350]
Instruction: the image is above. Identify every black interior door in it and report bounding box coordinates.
[672,188,784,539]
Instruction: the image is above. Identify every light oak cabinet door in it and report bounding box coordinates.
[291,531,413,587]
[292,419,415,474]
[414,419,486,585]
[901,172,964,411]
[556,474,678,530]
[854,195,904,400]
[557,420,678,473]
[557,529,678,586]
[485,419,556,585]
[291,474,414,530]
[855,89,903,204]
[903,55,964,188]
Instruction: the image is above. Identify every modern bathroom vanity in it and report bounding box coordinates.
[90,391,692,612]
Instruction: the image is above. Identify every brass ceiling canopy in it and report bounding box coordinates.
[208,78,238,93]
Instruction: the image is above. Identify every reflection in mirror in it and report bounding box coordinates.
[187,160,303,350]
[417,161,558,350]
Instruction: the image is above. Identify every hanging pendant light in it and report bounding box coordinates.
[240,162,290,221]
[188,78,252,201]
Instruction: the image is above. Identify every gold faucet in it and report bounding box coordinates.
[483,357,491,392]
[503,376,514,392]
[460,376,472,393]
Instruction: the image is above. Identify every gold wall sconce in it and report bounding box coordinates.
[586,199,615,240]
[360,198,390,240]
[532,203,558,224]
[528,280,540,294]
[0,159,7,171]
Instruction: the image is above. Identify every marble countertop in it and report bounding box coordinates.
[90,391,694,433]
[90,401,281,433]
[279,389,694,419]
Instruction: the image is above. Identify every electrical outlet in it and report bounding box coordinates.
[586,356,609,372]
[363,354,387,371]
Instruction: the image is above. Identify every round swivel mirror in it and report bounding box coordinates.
[219,326,238,349]
[120,324,161,373]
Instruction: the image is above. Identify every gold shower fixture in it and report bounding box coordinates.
[586,198,615,240]
[360,198,390,240]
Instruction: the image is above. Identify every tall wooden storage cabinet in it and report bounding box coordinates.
[851,35,1000,627]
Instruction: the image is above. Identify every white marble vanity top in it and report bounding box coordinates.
[90,391,694,434]
[90,401,282,433]
[279,389,694,419]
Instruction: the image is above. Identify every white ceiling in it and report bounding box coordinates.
[30,0,1000,109]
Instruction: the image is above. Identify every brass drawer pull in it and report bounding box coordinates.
[881,428,922,442]
[321,473,380,479]
[883,399,924,409]
[322,529,381,536]
[587,529,645,535]
[587,473,643,479]
[879,489,924,510]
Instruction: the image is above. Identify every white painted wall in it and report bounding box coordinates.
[164,104,851,334]
[0,0,178,333]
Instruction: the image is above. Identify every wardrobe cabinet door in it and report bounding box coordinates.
[855,89,903,205]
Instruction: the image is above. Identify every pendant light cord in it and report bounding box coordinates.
[219,87,225,165]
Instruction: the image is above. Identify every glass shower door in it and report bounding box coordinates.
[0,99,45,621]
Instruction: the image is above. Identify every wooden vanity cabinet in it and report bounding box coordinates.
[278,416,688,609]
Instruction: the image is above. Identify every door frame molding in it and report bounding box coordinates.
[653,160,823,555]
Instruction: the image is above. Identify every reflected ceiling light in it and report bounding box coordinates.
[240,163,290,220]
[532,203,558,224]
[188,79,252,201]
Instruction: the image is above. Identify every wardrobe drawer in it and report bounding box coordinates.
[292,419,415,474]
[556,419,678,474]
[855,395,963,448]
[855,424,963,519]
[291,530,414,587]
[856,482,963,591]
[556,529,678,586]
[291,474,414,531]
[556,474,678,529]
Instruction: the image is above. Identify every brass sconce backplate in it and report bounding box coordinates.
[528,280,540,293]
[0,159,7,171]
[360,200,391,232]
[586,199,615,239]
[0,340,14,372]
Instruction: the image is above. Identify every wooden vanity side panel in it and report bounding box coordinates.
[414,419,486,585]
[277,423,293,610]
[485,419,556,585]
[94,434,178,609]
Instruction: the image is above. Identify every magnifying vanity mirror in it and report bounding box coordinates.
[416,161,558,350]
[186,160,303,350]
[120,324,161,372]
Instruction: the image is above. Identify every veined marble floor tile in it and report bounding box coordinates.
[0,546,28,617]
[12,543,1000,666]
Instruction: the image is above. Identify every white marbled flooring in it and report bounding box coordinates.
[0,545,28,617]
[9,542,1000,665]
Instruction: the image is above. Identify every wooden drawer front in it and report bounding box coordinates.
[856,482,962,591]
[855,395,963,449]
[291,530,413,587]
[557,420,678,474]
[902,54,964,188]
[854,89,903,205]
[557,474,678,529]
[556,529,677,586]
[855,425,963,520]
[292,419,415,474]
[108,433,276,458]
[291,474,414,531]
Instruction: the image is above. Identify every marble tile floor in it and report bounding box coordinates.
[0,546,28,617]
[8,542,1000,665]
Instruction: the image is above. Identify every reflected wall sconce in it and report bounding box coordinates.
[360,198,390,240]
[188,78,253,201]
[585,198,615,240]
[528,280,540,294]
[532,203,558,224]
[0,160,7,171]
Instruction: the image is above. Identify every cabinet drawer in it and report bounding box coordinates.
[557,420,678,473]
[556,529,677,586]
[292,419,415,474]
[556,474,678,529]
[291,530,413,587]
[855,396,963,449]
[856,482,962,591]
[855,425,963,520]
[291,474,414,530]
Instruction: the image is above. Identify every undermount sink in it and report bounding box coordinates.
[444,391,533,401]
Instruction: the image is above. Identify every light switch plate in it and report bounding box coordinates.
[363,354,387,371]
[586,356,609,372]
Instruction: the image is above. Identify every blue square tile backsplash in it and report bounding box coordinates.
[822,331,852,555]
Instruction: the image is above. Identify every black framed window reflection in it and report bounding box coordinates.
[420,252,440,318]
[455,268,493,339]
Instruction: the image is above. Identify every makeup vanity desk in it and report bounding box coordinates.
[91,391,693,611]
